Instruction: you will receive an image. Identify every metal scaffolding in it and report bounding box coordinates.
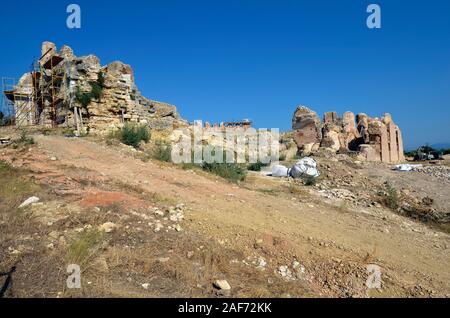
[1,77,33,127]
[35,47,66,127]
[1,47,67,128]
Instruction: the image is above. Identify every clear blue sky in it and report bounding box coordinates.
[1,0,449,149]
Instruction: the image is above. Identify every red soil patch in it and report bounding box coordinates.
[80,189,148,210]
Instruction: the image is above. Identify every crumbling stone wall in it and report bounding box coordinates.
[292,106,322,155]
[13,74,34,126]
[292,106,405,163]
[14,41,186,133]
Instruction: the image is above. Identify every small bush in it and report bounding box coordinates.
[89,82,103,101]
[38,127,52,136]
[404,151,416,158]
[384,182,399,210]
[247,161,270,172]
[62,127,76,136]
[75,88,92,109]
[202,162,246,183]
[152,142,172,162]
[96,71,105,88]
[120,123,150,148]
[75,72,105,108]
[106,128,120,144]
[303,176,316,186]
[169,148,246,182]
[17,131,35,145]
[67,229,104,265]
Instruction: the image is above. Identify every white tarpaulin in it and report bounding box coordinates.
[271,164,290,177]
[290,157,320,179]
[271,157,320,179]
[394,164,423,172]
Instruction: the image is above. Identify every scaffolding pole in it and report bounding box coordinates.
[2,49,70,129]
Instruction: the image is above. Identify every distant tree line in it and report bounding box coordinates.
[405,145,450,158]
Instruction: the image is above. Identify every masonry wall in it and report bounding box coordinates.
[292,106,406,163]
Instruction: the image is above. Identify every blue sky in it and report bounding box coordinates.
[1,0,449,149]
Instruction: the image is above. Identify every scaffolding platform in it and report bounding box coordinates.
[42,55,64,70]
[2,48,67,127]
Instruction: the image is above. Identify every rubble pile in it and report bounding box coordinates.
[410,165,450,183]
[152,204,185,233]
[397,191,450,223]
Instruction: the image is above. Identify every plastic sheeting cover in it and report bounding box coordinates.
[271,165,290,177]
[271,157,320,179]
[290,157,320,179]
[394,164,423,172]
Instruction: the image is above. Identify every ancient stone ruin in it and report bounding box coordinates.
[2,41,186,133]
[193,119,253,131]
[292,106,405,163]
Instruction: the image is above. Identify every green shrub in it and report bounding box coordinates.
[120,123,150,148]
[89,82,103,101]
[75,89,92,109]
[152,142,172,162]
[75,72,105,108]
[106,128,120,141]
[136,126,150,143]
[202,162,246,183]
[384,182,399,210]
[67,229,104,265]
[303,176,316,186]
[247,161,270,172]
[97,71,105,87]
[18,131,35,145]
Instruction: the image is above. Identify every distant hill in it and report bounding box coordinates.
[431,143,450,150]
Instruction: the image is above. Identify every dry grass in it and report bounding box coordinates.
[67,229,104,266]
[147,130,172,144]
[0,161,42,224]
[253,188,281,195]
[285,182,308,197]
[384,182,399,210]
[148,192,176,205]
[113,180,176,205]
[336,201,351,214]
[362,244,379,264]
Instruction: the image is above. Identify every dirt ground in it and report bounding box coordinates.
[1,128,449,298]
